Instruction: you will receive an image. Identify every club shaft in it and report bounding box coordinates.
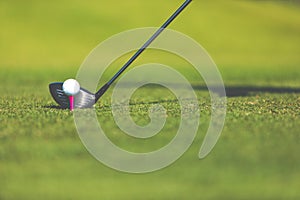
[107,0,192,86]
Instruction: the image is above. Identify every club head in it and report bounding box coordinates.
[49,82,96,109]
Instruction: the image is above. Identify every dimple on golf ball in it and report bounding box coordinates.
[62,79,80,96]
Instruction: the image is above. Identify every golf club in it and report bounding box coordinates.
[49,0,192,109]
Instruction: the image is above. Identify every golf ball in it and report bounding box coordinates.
[62,79,80,96]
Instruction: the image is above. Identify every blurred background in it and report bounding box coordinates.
[1,0,300,73]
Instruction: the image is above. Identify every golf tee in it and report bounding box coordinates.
[69,96,74,111]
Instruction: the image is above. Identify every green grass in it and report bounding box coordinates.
[1,0,300,199]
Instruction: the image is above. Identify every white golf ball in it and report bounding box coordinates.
[62,79,80,96]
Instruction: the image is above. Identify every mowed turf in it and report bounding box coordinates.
[1,0,300,199]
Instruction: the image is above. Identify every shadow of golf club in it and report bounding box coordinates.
[109,83,300,97]
[43,105,68,110]
[193,85,300,97]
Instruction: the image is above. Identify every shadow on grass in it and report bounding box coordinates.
[43,105,66,110]
[117,83,300,97]
[194,85,300,97]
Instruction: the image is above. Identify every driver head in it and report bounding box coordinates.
[49,82,95,109]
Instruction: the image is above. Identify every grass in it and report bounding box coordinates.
[0,0,300,199]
